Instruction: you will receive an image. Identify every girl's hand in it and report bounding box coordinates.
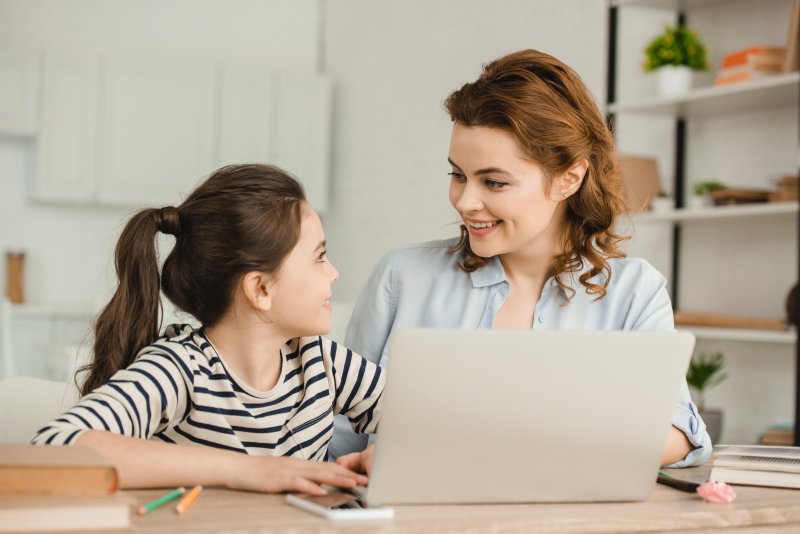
[228,455,369,495]
[335,444,375,476]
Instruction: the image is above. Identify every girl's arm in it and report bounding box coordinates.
[77,430,367,494]
[324,339,384,434]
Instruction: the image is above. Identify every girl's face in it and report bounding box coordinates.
[266,203,339,338]
[447,124,566,260]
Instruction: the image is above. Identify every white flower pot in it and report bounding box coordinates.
[656,65,692,98]
[687,195,707,209]
[650,196,674,213]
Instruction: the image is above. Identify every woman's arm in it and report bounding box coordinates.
[661,426,693,466]
[77,430,367,494]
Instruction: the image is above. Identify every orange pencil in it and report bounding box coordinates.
[175,485,203,514]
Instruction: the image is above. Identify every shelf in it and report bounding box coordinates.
[612,0,740,11]
[609,73,800,118]
[10,303,94,320]
[631,201,798,223]
[679,327,796,344]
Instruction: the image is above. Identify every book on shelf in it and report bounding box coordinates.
[0,445,118,496]
[0,493,133,532]
[715,46,786,86]
[760,425,795,446]
[673,311,786,332]
[709,445,800,489]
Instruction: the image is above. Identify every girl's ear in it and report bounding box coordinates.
[552,159,589,201]
[241,271,274,312]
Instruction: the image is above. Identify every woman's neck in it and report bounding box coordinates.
[203,315,287,391]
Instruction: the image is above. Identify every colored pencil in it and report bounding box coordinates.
[175,485,203,514]
[137,487,186,515]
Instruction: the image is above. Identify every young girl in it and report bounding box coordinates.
[32,164,382,495]
[333,49,711,472]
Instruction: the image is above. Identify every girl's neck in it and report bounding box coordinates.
[203,316,287,391]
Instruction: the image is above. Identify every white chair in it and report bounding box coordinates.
[0,296,14,377]
[0,376,79,443]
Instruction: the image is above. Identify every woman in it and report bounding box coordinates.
[332,49,711,470]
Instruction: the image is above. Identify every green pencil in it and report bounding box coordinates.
[137,487,186,515]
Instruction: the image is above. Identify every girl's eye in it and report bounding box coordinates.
[448,171,466,182]
[317,250,328,262]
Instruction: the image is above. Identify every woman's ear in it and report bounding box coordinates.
[241,271,274,312]
[553,159,589,201]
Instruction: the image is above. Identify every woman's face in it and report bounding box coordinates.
[448,124,565,260]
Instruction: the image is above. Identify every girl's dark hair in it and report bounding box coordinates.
[445,49,628,301]
[79,164,306,395]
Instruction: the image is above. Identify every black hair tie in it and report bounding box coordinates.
[157,206,182,236]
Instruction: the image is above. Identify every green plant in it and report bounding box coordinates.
[642,25,709,72]
[693,180,727,197]
[686,351,727,410]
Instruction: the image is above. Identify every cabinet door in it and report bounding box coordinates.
[217,68,275,166]
[35,55,99,203]
[0,51,39,136]
[273,73,332,214]
[98,59,216,207]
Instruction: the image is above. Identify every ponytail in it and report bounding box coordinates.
[79,208,169,396]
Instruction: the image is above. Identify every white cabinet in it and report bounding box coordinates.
[98,60,217,206]
[0,51,39,136]
[26,54,332,210]
[217,70,332,213]
[35,55,99,203]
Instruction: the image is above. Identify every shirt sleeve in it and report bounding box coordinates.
[329,251,397,458]
[30,346,191,446]
[629,262,712,467]
[322,338,384,435]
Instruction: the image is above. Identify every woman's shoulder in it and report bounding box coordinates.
[376,237,462,272]
[603,256,668,292]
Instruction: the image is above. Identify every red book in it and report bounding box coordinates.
[721,46,785,69]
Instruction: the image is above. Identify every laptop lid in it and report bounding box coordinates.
[365,329,695,504]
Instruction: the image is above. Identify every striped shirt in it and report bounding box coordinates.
[32,324,383,461]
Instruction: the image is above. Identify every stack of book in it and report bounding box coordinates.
[710,445,800,489]
[714,46,786,86]
[0,445,132,532]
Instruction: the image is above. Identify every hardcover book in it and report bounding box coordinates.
[0,445,118,496]
[710,445,800,489]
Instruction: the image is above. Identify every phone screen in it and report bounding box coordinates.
[286,490,394,520]
[297,491,369,510]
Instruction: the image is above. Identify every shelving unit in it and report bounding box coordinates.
[608,0,799,445]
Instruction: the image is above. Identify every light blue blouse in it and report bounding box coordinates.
[331,238,712,467]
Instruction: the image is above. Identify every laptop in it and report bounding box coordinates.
[362,329,695,504]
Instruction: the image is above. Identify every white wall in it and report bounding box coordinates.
[323,0,607,300]
[0,0,320,309]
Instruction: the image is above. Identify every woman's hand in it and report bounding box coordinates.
[335,444,376,476]
[228,455,370,495]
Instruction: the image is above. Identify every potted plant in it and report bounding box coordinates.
[650,191,674,213]
[686,351,728,443]
[643,24,709,97]
[690,180,727,209]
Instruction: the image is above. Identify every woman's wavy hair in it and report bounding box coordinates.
[78,164,306,395]
[444,49,628,301]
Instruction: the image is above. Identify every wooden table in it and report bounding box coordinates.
[125,465,800,533]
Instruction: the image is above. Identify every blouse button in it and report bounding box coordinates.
[537,314,545,324]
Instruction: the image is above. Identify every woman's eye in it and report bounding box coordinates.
[484,179,506,190]
[448,171,466,182]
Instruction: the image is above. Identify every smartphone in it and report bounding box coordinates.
[286,490,394,521]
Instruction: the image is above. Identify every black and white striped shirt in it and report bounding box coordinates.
[32,325,383,461]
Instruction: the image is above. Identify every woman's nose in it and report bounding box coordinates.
[453,182,483,213]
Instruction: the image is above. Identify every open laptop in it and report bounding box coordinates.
[361,329,695,505]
